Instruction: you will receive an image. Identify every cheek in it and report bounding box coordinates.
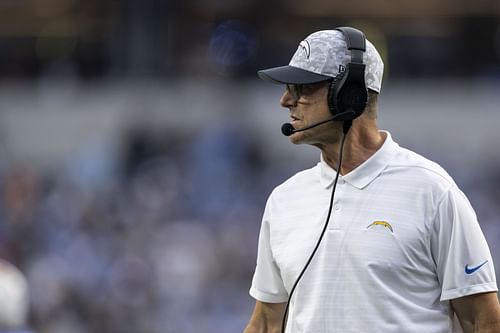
[305,104,331,122]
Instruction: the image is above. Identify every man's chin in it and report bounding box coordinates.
[289,134,307,145]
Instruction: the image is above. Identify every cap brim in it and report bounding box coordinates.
[257,65,332,84]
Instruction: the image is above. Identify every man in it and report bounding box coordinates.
[243,27,500,333]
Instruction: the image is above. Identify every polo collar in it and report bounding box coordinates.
[318,131,398,189]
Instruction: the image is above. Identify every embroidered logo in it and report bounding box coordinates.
[299,40,311,59]
[465,260,488,275]
[366,221,393,232]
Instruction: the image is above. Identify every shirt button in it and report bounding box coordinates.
[338,179,345,185]
[334,204,340,210]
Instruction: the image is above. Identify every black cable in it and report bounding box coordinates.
[280,120,352,333]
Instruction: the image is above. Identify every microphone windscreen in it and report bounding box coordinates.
[281,123,295,136]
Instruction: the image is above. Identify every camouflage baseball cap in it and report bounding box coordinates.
[258,29,384,93]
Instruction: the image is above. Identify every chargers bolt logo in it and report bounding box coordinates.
[299,40,311,59]
[367,221,393,232]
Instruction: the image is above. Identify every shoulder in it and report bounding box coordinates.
[384,143,459,201]
[269,164,320,199]
[264,163,322,214]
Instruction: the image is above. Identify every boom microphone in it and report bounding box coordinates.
[281,110,356,136]
[281,123,296,136]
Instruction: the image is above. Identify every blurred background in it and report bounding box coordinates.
[0,0,499,332]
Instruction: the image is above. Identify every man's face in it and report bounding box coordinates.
[280,81,342,145]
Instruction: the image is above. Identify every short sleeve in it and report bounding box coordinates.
[430,185,498,301]
[249,196,289,303]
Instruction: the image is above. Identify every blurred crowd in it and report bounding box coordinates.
[0,120,499,333]
[0,124,293,333]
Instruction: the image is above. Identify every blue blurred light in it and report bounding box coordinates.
[208,20,257,69]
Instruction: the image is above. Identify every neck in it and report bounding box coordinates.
[320,120,385,175]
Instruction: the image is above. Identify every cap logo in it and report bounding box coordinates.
[339,65,346,73]
[299,40,311,59]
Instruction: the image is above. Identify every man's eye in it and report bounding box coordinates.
[301,85,315,93]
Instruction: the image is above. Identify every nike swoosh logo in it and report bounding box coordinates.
[465,260,488,274]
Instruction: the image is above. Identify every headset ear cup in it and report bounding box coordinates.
[338,84,367,116]
[328,71,367,120]
[327,74,343,116]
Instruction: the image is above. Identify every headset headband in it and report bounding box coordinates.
[335,27,366,64]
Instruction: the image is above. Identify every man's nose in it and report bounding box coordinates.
[280,87,297,108]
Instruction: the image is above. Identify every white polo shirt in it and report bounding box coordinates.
[249,131,497,333]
